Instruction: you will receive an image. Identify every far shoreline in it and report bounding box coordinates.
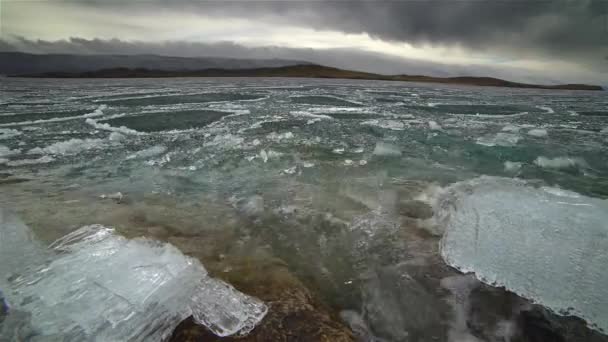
[10,64,604,91]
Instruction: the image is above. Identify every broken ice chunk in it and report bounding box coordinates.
[0,211,267,341]
[191,277,268,336]
[436,177,608,333]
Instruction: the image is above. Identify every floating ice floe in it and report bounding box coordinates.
[428,121,442,131]
[475,133,521,147]
[290,111,333,125]
[501,125,520,133]
[267,131,294,141]
[0,128,21,140]
[435,176,608,333]
[6,155,55,167]
[205,134,245,149]
[534,156,587,170]
[0,210,267,341]
[282,166,297,175]
[126,145,167,160]
[503,161,522,173]
[28,138,105,156]
[527,128,548,137]
[0,145,20,158]
[86,118,142,135]
[361,119,406,131]
[536,105,555,114]
[259,149,282,163]
[82,104,108,118]
[372,142,402,157]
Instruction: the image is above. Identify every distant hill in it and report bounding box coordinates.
[13,64,603,91]
[0,52,309,75]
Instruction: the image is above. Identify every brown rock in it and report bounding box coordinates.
[170,257,354,342]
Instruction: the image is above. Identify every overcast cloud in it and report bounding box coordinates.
[2,0,607,83]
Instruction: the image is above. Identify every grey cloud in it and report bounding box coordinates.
[69,0,608,68]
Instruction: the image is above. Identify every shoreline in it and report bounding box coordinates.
[9,64,603,91]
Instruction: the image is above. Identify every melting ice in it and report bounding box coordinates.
[437,177,608,333]
[0,209,267,341]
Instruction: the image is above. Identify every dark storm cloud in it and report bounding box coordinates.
[67,0,607,68]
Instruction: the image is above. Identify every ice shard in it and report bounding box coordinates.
[0,209,267,341]
[436,177,608,333]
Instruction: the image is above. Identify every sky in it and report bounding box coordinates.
[1,0,607,84]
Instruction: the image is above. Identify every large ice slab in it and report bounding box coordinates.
[0,209,267,341]
[436,177,608,333]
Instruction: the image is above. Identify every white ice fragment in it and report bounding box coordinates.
[353,147,364,153]
[82,104,107,118]
[332,147,345,154]
[372,142,401,157]
[259,149,269,163]
[6,155,54,167]
[361,119,405,130]
[527,128,548,137]
[245,155,256,162]
[476,133,521,147]
[302,162,315,168]
[252,139,261,146]
[283,166,297,174]
[0,210,268,340]
[126,145,167,160]
[436,177,608,333]
[428,121,442,131]
[190,278,268,337]
[534,156,586,170]
[109,132,126,141]
[205,134,245,149]
[359,160,368,166]
[99,192,124,203]
[501,125,520,133]
[28,138,105,156]
[344,159,354,166]
[0,145,20,158]
[503,161,522,173]
[0,128,21,140]
[536,105,555,114]
[266,131,294,141]
[86,118,142,135]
